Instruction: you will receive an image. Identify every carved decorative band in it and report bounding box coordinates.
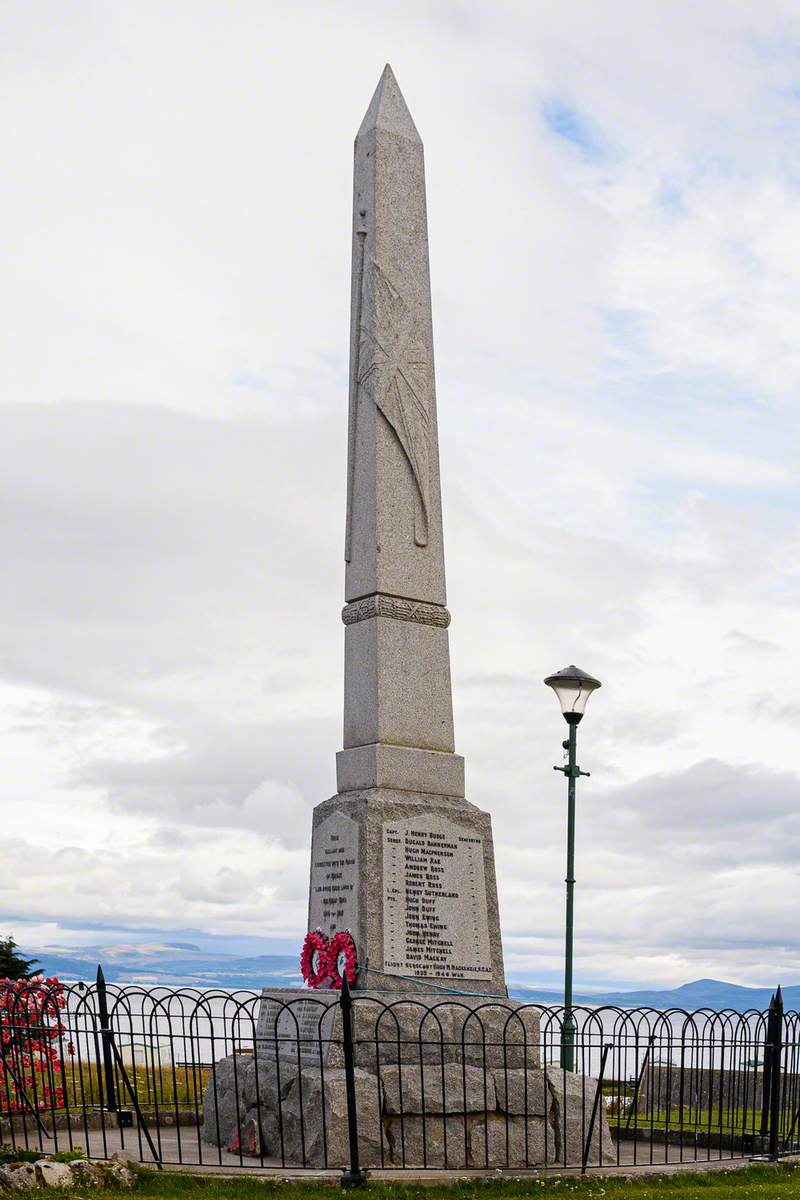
[342,595,451,629]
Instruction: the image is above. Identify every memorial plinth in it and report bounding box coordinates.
[309,792,503,992]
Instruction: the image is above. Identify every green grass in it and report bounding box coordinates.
[83,1161,800,1200]
[615,1107,790,1141]
[630,1109,761,1136]
[5,1059,210,1117]
[58,1062,211,1114]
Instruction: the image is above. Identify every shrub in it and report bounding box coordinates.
[0,937,39,982]
[0,975,67,1115]
[50,1148,85,1163]
[0,1144,43,1163]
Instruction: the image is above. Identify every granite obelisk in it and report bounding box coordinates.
[204,75,614,1169]
[307,66,507,996]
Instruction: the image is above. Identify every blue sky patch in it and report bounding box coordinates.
[541,97,608,161]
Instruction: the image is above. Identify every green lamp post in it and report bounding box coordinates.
[544,665,601,1073]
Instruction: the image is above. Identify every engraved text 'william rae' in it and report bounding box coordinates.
[382,815,492,980]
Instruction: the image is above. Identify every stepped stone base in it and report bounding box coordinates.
[201,990,614,1168]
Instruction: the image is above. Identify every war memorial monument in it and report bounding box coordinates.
[202,65,612,1171]
[308,61,504,998]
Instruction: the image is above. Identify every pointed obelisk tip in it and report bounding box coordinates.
[357,63,421,142]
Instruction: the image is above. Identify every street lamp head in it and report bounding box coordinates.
[544,665,601,725]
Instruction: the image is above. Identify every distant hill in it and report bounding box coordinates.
[510,977,796,1012]
[21,946,793,1012]
[27,943,302,990]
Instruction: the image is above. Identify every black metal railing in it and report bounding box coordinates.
[1,972,797,1177]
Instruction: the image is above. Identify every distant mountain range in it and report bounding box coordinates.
[24,942,303,990]
[511,977,795,1012]
[18,944,793,1012]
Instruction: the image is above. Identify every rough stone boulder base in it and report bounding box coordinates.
[35,1162,74,1189]
[492,1067,550,1116]
[0,1158,134,1192]
[202,1029,614,1168]
[244,1106,283,1158]
[470,1114,550,1168]
[548,1070,615,1166]
[281,1067,383,1168]
[240,1055,298,1108]
[0,1162,39,1191]
[385,1114,470,1169]
[201,1053,251,1147]
[381,1063,495,1114]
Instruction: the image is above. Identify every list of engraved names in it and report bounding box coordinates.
[382,815,492,979]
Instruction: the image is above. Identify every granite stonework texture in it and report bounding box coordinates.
[201,1043,616,1169]
[197,994,614,1168]
[253,990,542,1068]
[310,791,505,994]
[337,60,465,811]
[314,62,506,998]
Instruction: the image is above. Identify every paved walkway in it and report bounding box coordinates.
[25,1123,791,1181]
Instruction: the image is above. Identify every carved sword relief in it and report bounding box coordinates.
[356,260,431,549]
[344,210,368,564]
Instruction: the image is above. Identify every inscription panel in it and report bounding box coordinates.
[308,811,360,943]
[256,995,334,1061]
[382,814,492,980]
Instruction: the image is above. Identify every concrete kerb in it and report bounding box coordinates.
[118,1142,800,1183]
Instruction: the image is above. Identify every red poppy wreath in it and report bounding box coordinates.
[328,930,358,990]
[299,929,332,989]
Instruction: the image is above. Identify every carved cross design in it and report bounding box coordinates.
[357,261,431,547]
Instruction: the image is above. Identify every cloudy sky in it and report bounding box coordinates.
[2,0,800,990]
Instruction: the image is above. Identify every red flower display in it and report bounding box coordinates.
[300,930,332,989]
[0,975,66,1113]
[328,931,357,990]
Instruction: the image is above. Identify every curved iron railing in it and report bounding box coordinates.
[0,975,796,1173]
